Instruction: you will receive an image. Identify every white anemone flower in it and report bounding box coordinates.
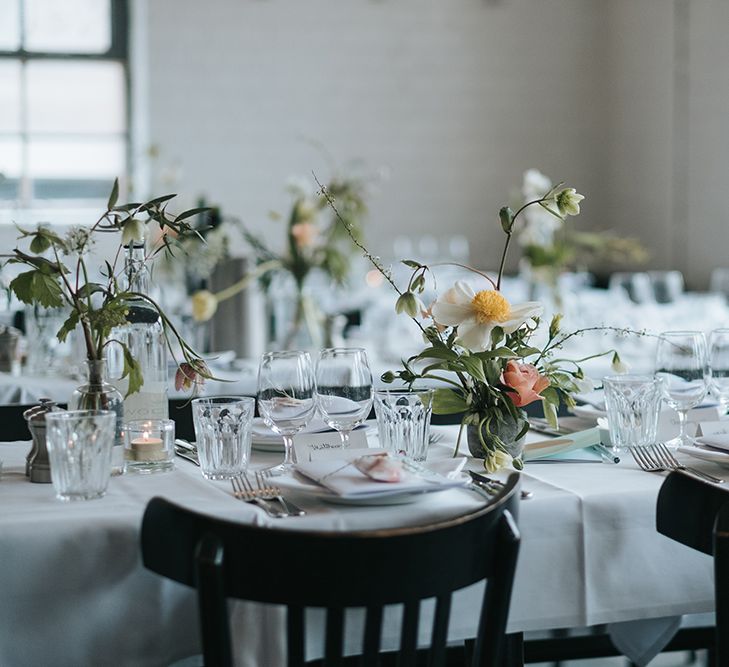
[430,281,543,351]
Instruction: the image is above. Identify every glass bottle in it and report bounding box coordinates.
[69,359,125,474]
[109,244,169,422]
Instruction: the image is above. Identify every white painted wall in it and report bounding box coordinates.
[132,0,609,275]
[4,0,728,290]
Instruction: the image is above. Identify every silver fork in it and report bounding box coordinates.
[231,475,287,518]
[629,445,724,484]
[652,442,724,484]
[629,445,663,473]
[255,471,306,516]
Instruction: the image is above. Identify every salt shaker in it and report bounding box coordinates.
[24,398,57,484]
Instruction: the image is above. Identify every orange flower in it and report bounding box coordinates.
[502,360,550,407]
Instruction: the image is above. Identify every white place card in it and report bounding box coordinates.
[657,405,724,441]
[293,429,369,462]
[696,421,729,437]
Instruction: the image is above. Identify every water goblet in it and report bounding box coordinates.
[315,348,373,448]
[257,350,316,476]
[655,331,708,447]
[709,329,729,414]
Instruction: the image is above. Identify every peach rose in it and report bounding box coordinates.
[290,221,318,249]
[502,360,550,407]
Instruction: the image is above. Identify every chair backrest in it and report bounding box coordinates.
[657,471,729,663]
[141,474,521,667]
[0,403,34,441]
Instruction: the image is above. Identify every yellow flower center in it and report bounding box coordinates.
[471,290,511,324]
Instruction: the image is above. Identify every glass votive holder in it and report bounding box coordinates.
[124,419,175,474]
[45,410,116,501]
[373,388,434,461]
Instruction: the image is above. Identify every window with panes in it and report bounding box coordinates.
[0,0,128,210]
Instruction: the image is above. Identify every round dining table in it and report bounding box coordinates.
[0,425,718,667]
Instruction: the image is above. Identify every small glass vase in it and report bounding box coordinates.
[69,359,125,475]
[466,410,528,463]
[268,274,325,351]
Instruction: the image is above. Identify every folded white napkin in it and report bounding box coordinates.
[294,456,468,498]
[695,434,729,451]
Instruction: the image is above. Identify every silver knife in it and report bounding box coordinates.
[175,447,200,466]
[468,470,533,500]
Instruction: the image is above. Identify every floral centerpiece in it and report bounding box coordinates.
[518,168,647,299]
[190,175,367,349]
[3,180,213,395]
[317,174,626,472]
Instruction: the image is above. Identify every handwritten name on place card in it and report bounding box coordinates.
[293,429,369,462]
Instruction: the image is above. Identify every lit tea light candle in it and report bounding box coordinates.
[131,431,163,448]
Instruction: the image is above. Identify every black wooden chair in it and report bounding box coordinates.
[140,474,521,667]
[0,403,40,441]
[656,470,729,666]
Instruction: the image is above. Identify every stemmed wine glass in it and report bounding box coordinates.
[709,329,729,413]
[257,350,316,476]
[315,348,374,448]
[655,331,709,448]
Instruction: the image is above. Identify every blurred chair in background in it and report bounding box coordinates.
[710,268,729,300]
[648,270,685,304]
[608,272,655,304]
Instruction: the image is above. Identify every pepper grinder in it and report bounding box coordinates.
[24,398,57,484]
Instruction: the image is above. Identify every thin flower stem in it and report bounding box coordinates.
[429,262,497,289]
[496,195,562,290]
[313,171,431,338]
[213,259,282,302]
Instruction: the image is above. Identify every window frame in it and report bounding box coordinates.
[0,0,130,210]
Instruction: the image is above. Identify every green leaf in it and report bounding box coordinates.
[174,207,209,222]
[549,313,563,339]
[514,345,541,357]
[9,271,36,304]
[490,326,504,347]
[460,356,486,382]
[122,345,144,397]
[107,178,120,209]
[143,193,176,208]
[431,388,468,415]
[415,346,458,362]
[57,311,80,343]
[32,272,64,308]
[540,386,560,406]
[515,420,530,441]
[77,283,107,299]
[29,234,51,254]
[402,259,422,269]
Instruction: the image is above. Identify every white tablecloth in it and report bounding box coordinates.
[0,427,717,666]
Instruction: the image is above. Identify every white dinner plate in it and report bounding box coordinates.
[678,444,729,468]
[274,471,469,506]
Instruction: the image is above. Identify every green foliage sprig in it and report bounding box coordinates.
[3,179,213,395]
[243,176,368,293]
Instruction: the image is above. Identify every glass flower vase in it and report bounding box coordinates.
[69,359,125,475]
[466,410,528,466]
[267,274,325,351]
